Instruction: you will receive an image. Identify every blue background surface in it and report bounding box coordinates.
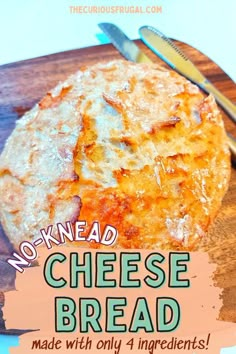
[0,335,19,354]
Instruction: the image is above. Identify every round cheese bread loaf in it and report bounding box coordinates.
[0,60,231,250]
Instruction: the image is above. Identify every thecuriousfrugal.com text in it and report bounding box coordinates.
[69,5,163,14]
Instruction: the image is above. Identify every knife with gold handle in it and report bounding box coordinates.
[139,26,236,125]
[138,25,236,163]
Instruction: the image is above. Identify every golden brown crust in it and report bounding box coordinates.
[0,60,231,249]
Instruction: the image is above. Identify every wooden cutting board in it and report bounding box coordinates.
[0,41,235,330]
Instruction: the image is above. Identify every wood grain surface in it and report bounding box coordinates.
[0,41,235,331]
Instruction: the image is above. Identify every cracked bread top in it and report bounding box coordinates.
[0,60,231,249]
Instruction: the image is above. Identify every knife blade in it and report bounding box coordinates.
[98,22,152,63]
[139,25,236,125]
